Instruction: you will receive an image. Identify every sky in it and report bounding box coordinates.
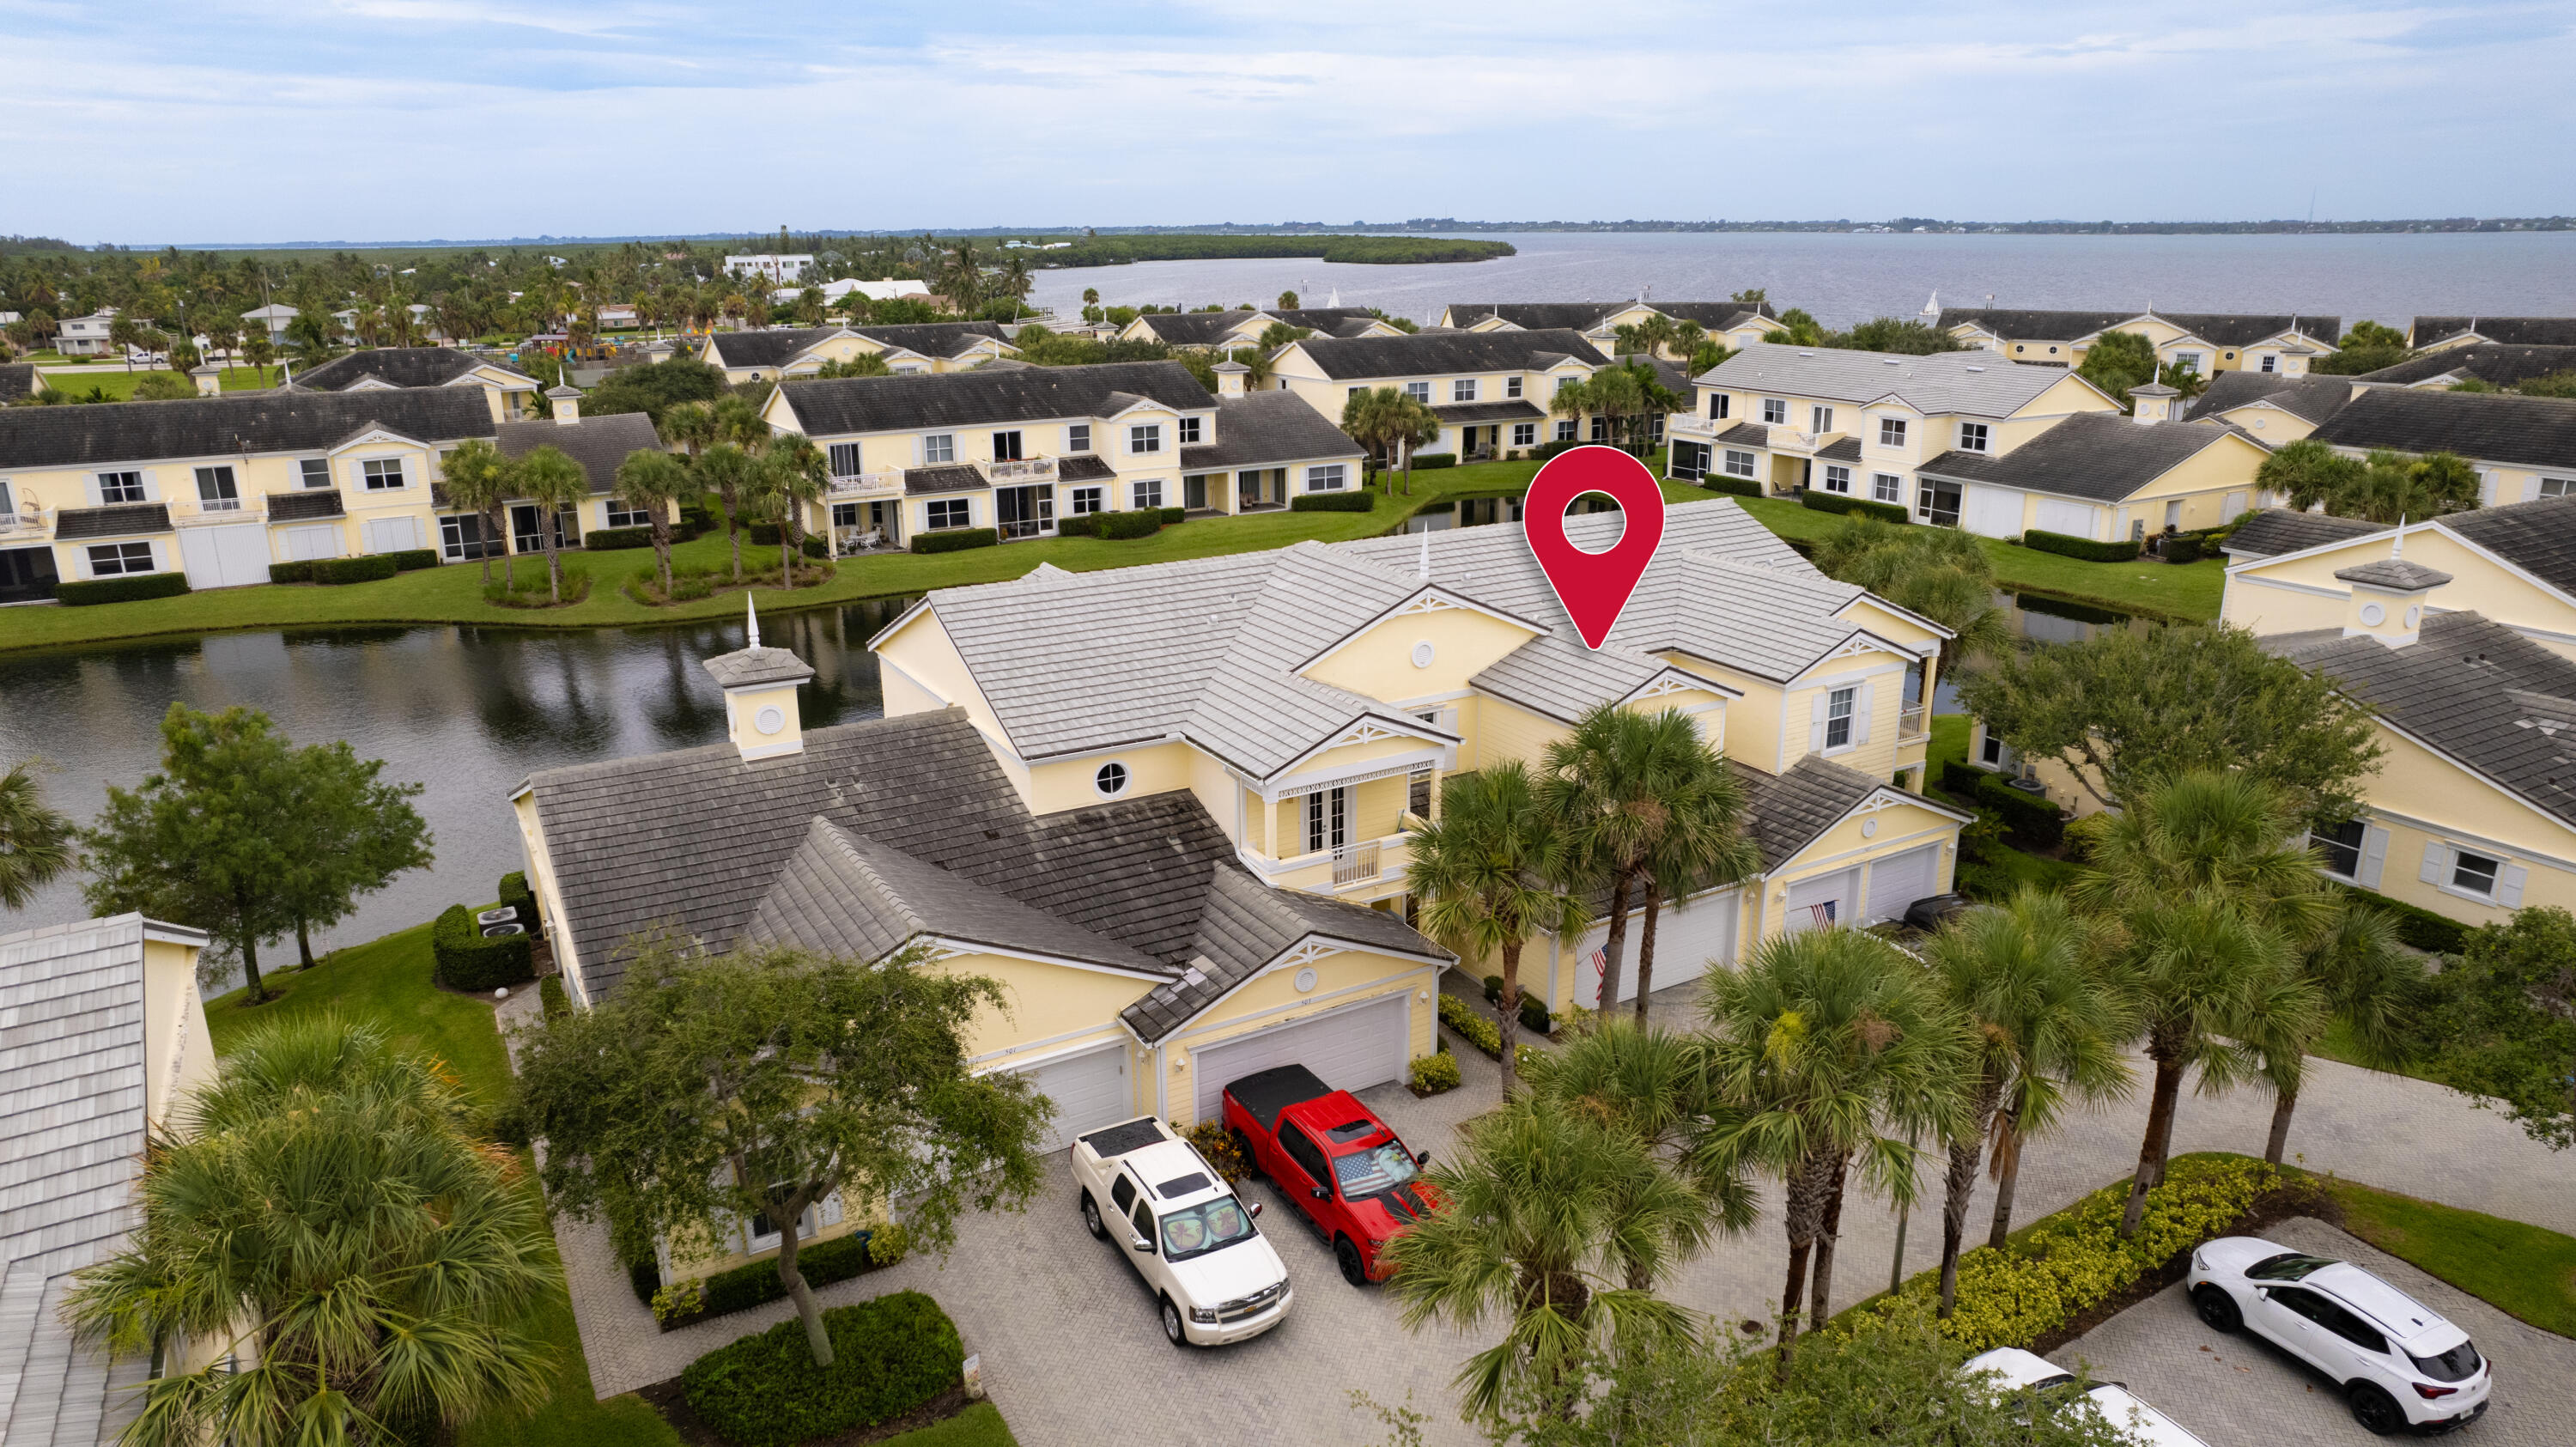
[5,1,2573,245]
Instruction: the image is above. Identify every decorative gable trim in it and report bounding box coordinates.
[1291,585,1550,675]
[329,425,432,454]
[1618,666,1744,706]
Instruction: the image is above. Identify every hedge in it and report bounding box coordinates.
[2160,533,2206,564]
[1052,514,1098,538]
[1408,1052,1461,1094]
[430,903,533,993]
[1291,489,1375,513]
[387,548,438,572]
[583,526,653,550]
[911,528,997,555]
[1938,759,2067,850]
[55,572,189,606]
[2337,884,2471,955]
[500,870,542,940]
[745,524,829,556]
[1690,476,1763,498]
[2022,529,2142,562]
[1801,489,1910,523]
[656,1228,880,1329]
[1406,453,1457,471]
[1157,506,1188,525]
[1097,509,1163,539]
[1438,991,1540,1074]
[681,1291,962,1447]
[313,554,398,585]
[538,975,568,1021]
[268,561,315,584]
[1529,439,1584,461]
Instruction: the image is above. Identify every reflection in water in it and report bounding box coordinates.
[1935,590,2151,711]
[0,596,917,964]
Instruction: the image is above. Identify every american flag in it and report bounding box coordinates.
[1585,945,1608,979]
[1807,900,1838,928]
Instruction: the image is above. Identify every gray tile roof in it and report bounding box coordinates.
[1131,312,1271,347]
[2307,387,2576,471]
[1737,756,1890,870]
[2220,508,2391,559]
[1717,422,1771,447]
[0,364,33,404]
[1431,400,1546,425]
[1699,343,2098,418]
[2409,317,2576,350]
[1057,453,1116,482]
[494,412,663,495]
[289,347,532,392]
[703,642,816,689]
[0,388,496,471]
[2356,344,2576,390]
[1,915,203,1447]
[2441,494,2576,596]
[849,322,1012,360]
[780,362,1215,439]
[1118,868,1439,1042]
[265,489,344,522]
[2187,371,2354,425]
[50,504,173,540]
[1941,308,2342,348]
[1917,412,2256,504]
[1444,301,1775,332]
[2268,611,2576,826]
[2336,557,2452,591]
[1289,330,1609,382]
[905,465,986,496]
[706,326,845,370]
[1176,392,1362,472]
[1817,435,1862,461]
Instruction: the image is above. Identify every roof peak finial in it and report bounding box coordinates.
[2393,517,2406,559]
[746,590,762,648]
[1417,527,1431,581]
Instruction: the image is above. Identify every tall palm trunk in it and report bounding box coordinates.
[543,526,562,603]
[2120,1029,2188,1237]
[1938,1077,2000,1316]
[1807,1151,1851,1329]
[1985,1106,2026,1250]
[722,489,744,581]
[1631,878,1666,1024]
[2264,1082,2300,1166]
[1595,870,1632,1018]
[1775,1149,1835,1356]
[1497,940,1524,1099]
[651,506,674,597]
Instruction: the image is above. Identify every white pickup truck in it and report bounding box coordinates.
[1072,1116,1293,1347]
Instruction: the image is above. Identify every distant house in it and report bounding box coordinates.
[2304,388,2576,504]
[1936,307,2342,377]
[723,253,814,284]
[2354,344,2576,392]
[2185,372,2358,441]
[490,393,667,549]
[240,302,297,345]
[2409,316,2576,351]
[1117,307,1401,349]
[700,323,1016,383]
[1437,300,1784,357]
[289,345,544,422]
[54,309,118,357]
[1268,328,1613,462]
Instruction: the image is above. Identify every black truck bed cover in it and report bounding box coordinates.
[1224,1063,1334,1134]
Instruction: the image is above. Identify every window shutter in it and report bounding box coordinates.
[2499,862,2529,908]
[820,1191,844,1227]
[2357,826,2389,888]
[2419,840,2450,885]
[2523,476,2541,504]
[1807,692,1826,754]
[1854,683,1875,745]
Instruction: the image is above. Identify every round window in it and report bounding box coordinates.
[2357,602,2386,627]
[754,705,787,736]
[1095,761,1129,796]
[1293,967,1318,993]
[2404,605,2421,629]
[1411,640,1436,669]
[1861,818,1878,838]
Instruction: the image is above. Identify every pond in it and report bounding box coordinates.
[0,597,914,966]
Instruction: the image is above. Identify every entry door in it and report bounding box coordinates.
[364,516,419,554]
[510,504,572,552]
[0,545,58,602]
[1239,470,1264,508]
[177,522,271,588]
[996,485,1054,540]
[1917,481,1962,527]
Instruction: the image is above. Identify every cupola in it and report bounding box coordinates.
[2129,380,2179,423]
[546,383,583,423]
[189,363,222,397]
[1212,358,1249,397]
[2335,533,2449,648]
[704,595,816,760]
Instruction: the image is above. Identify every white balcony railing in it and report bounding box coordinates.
[175,500,252,525]
[0,511,25,534]
[984,458,1056,483]
[1331,841,1381,887]
[1669,414,1722,438]
[827,471,902,497]
[1899,704,1929,739]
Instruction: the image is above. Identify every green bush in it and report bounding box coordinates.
[1978,773,2066,849]
[672,1229,880,1328]
[2160,533,2205,564]
[2021,529,2142,562]
[387,548,438,572]
[499,870,541,939]
[313,554,399,585]
[1519,994,1552,1037]
[1157,506,1187,525]
[1407,453,1457,470]
[629,1256,662,1308]
[55,571,190,606]
[1692,476,1763,498]
[1409,1051,1461,1094]
[1801,489,1911,524]
[1097,509,1163,539]
[583,526,653,550]
[1481,975,1503,1004]
[430,903,533,993]
[745,524,829,556]
[867,1221,911,1267]
[1053,514,1098,538]
[268,560,316,584]
[1530,439,1585,461]
[1936,759,1988,800]
[2337,885,2471,955]
[680,1290,962,1447]
[912,528,998,555]
[1443,990,1502,1055]
[1289,489,1375,513]
[538,974,568,1021]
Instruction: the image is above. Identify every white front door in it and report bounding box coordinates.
[1783,868,1859,933]
[1011,1043,1130,1154]
[1577,887,1740,1009]
[283,525,341,562]
[1188,991,1409,1125]
[364,515,419,554]
[1864,845,1940,923]
[176,522,273,589]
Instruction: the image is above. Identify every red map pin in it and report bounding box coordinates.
[1523,445,1667,649]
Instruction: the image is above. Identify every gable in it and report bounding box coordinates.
[1298,592,1545,698]
[1782,790,1969,875]
[2014,371,2127,418]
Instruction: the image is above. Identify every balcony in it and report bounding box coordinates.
[1669,414,1722,439]
[1899,703,1929,740]
[0,509,33,536]
[1331,841,1381,887]
[174,499,252,525]
[1765,427,1839,454]
[983,458,1056,483]
[827,471,902,498]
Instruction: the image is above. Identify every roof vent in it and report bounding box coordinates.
[1883,358,1903,366]
[1965,365,1986,372]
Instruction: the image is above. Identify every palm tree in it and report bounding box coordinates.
[0,758,76,909]
[513,445,589,603]
[242,331,276,379]
[1406,763,1592,1100]
[1228,344,1279,392]
[1671,319,1708,366]
[65,1015,554,1446]
[1920,891,2133,1314]
[1340,386,1406,486]
[760,435,829,587]
[1695,927,1969,1353]
[439,438,515,586]
[2259,900,2418,1165]
[615,449,693,598]
[107,313,143,372]
[1380,1096,1700,1423]
[2071,771,2328,1236]
[660,398,719,459]
[695,443,758,582]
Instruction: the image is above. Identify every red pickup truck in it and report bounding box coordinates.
[1220,1063,1438,1286]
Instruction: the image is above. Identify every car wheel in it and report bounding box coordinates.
[2348,1383,2404,1437]
[1081,1192,1107,1241]
[2191,1285,2242,1334]
[1230,1128,1261,1179]
[1335,1236,1370,1287]
[1160,1296,1191,1349]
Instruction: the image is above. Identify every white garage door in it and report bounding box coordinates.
[1189,992,1409,1124]
[2032,498,2099,539]
[1576,887,1740,1009]
[1962,486,2026,539]
[282,525,341,562]
[365,516,420,554]
[176,522,273,589]
[1012,1043,1131,1154]
[1784,867,1859,933]
[1865,845,1940,924]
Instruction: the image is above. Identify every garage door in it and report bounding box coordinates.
[1012,1043,1131,1154]
[365,516,421,554]
[1784,868,1859,933]
[176,522,273,589]
[1576,887,1739,1009]
[1962,487,2026,538]
[1865,845,1939,924]
[282,525,341,562]
[2033,498,2098,539]
[1189,992,1409,1124]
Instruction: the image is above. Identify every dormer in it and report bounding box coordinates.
[2336,547,2451,648]
[706,596,816,760]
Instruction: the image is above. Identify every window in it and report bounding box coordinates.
[1178,416,1201,445]
[1722,449,1758,479]
[1822,465,1852,494]
[1128,423,1162,453]
[1095,761,1129,796]
[1670,441,1710,479]
[1873,473,1904,503]
[1811,404,1834,433]
[1109,1171,1138,1211]
[1556,419,1579,441]
[1978,732,2014,769]
[605,498,651,529]
[2315,819,2366,879]
[926,497,970,530]
[922,434,955,464]
[831,502,860,528]
[2259,355,2278,373]
[361,459,404,490]
[993,429,1024,461]
[1709,392,1729,419]
[1452,379,1477,402]
[440,513,495,560]
[1878,417,1908,447]
[299,459,332,489]
[1280,1127,1331,1188]
[1347,386,1366,401]
[1131,478,1163,510]
[1397,381,1428,405]
[1505,376,1523,398]
[2541,477,2574,498]
[88,541,154,575]
[1590,416,1612,441]
[1156,1196,1254,1262]
[1066,423,1091,453]
[1183,474,1210,510]
[1958,422,1990,453]
[1333,1139,1422,1200]
[1129,1199,1153,1243]
[2173,351,2203,373]
[1305,787,1347,854]
[1825,687,1855,750]
[1555,374,1579,393]
[1304,463,1347,492]
[1761,398,1788,424]
[194,466,239,508]
[1069,485,1103,514]
[2451,847,2501,897]
[1512,422,1536,448]
[98,471,145,504]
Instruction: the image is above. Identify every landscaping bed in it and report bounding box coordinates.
[640,1291,969,1447]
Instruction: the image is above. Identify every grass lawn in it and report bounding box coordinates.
[204,917,513,1106]
[31,364,283,400]
[2312,1173,2576,1339]
[875,1403,1018,1447]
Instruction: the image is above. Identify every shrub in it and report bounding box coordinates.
[867,1221,911,1267]
[1053,514,1098,538]
[1443,990,1501,1055]
[267,560,316,584]
[667,1229,881,1329]
[2338,885,2471,955]
[387,548,438,572]
[1157,507,1187,525]
[1692,476,1763,498]
[629,1256,662,1307]
[2021,529,2142,562]
[1481,975,1503,1004]
[912,527,998,555]
[1291,489,1375,513]
[483,570,594,608]
[313,554,399,585]
[1978,773,2066,849]
[1801,489,1911,524]
[538,974,568,1021]
[1519,994,1552,1037]
[650,1277,703,1326]
[55,571,190,606]
[1098,509,1163,538]
[583,526,653,550]
[1408,1051,1461,1094]
[1531,439,1584,461]
[1406,453,1457,470]
[430,903,533,992]
[1182,1122,1249,1183]
[680,1290,963,1447]
[2160,533,2205,564]
[499,870,541,939]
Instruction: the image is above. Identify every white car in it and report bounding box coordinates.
[1967,1346,2214,1446]
[2187,1236,2490,1435]
[1071,1116,1292,1348]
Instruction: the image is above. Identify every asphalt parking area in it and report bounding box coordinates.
[2048,1217,2573,1447]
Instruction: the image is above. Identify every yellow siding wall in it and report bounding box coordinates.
[1302,605,1537,701]
[2345,727,2576,926]
[2220,527,2576,654]
[1026,742,1197,817]
[2215,404,2319,442]
[141,937,215,1128]
[937,951,1154,1064]
[1469,696,1574,771]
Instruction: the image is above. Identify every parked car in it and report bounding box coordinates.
[2187,1236,2491,1435]
[1967,1346,2211,1446]
[1070,1115,1291,1348]
[1221,1063,1437,1287]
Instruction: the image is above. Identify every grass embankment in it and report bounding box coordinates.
[2317,1174,2576,1339]
[32,364,283,399]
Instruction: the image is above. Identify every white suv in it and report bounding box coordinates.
[1071,1116,1292,1348]
[2187,1236,2490,1434]
[1966,1346,2213,1446]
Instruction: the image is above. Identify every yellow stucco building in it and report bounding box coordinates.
[1937,307,2342,377]
[1268,329,1614,463]
[1436,300,1785,357]
[701,322,1017,382]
